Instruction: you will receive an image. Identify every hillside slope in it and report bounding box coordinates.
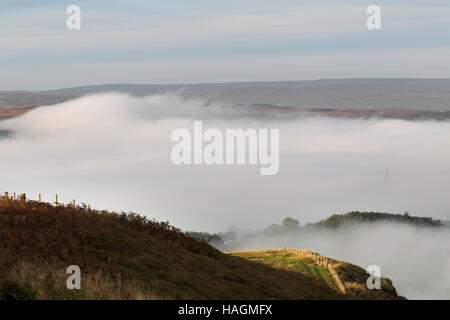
[0,196,402,300]
[232,250,402,300]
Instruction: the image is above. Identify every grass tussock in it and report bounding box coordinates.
[2,262,166,300]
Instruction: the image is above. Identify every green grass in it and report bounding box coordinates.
[232,250,405,300]
[232,251,340,292]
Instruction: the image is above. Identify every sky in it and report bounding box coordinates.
[1,0,450,89]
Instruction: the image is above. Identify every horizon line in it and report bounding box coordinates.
[3,77,450,93]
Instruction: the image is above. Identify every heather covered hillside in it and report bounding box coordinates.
[0,196,402,300]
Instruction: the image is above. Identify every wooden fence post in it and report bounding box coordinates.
[38,194,41,203]
[55,194,58,205]
[72,199,76,208]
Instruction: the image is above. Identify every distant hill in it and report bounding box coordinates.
[0,92,71,107]
[0,196,401,300]
[307,211,444,230]
[0,105,40,121]
[2,78,450,111]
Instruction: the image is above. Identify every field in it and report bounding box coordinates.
[231,251,339,291]
[0,105,39,120]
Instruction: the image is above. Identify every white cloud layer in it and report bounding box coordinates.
[1,93,450,227]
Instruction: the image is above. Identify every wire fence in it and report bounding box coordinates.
[1,191,91,210]
[223,246,346,294]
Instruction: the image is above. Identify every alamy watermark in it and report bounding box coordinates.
[367,5,381,30]
[64,5,380,31]
[170,121,280,175]
[66,265,81,289]
[366,265,382,289]
[66,5,81,30]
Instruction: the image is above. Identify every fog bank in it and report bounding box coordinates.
[1,93,450,231]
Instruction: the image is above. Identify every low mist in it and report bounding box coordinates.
[1,93,450,299]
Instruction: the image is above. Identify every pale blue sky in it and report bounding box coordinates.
[1,0,449,90]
